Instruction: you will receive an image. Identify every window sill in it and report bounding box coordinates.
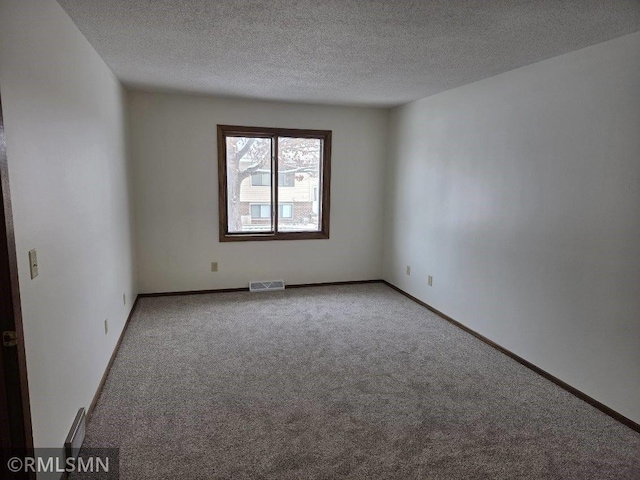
[220,231,329,242]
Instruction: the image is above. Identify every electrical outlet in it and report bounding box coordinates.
[123,293,126,305]
[211,262,219,272]
[104,319,108,335]
[428,275,433,287]
[406,265,411,276]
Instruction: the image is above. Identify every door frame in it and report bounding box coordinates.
[0,90,34,451]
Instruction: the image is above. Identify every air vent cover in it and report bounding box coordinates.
[249,280,285,292]
[65,408,86,461]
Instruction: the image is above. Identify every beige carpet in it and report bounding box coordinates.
[78,284,640,479]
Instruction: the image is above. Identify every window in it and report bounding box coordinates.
[278,172,295,187]
[250,172,295,187]
[251,203,293,219]
[218,125,331,241]
[251,172,271,186]
[250,204,271,218]
[279,203,293,218]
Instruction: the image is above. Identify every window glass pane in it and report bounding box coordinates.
[278,137,322,232]
[226,137,272,233]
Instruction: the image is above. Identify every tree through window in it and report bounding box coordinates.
[217,125,331,241]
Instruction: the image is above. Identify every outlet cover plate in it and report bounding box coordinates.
[29,249,38,279]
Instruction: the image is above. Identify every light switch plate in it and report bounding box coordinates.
[28,249,38,279]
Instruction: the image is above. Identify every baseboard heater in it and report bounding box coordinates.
[249,280,285,292]
[64,408,86,461]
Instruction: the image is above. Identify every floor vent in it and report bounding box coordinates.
[65,408,86,461]
[249,280,285,292]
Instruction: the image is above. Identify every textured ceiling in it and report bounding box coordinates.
[57,0,640,107]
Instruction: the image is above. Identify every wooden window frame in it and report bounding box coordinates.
[217,125,331,242]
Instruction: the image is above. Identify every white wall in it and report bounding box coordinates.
[384,32,640,424]
[0,0,137,452]
[129,91,388,293]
